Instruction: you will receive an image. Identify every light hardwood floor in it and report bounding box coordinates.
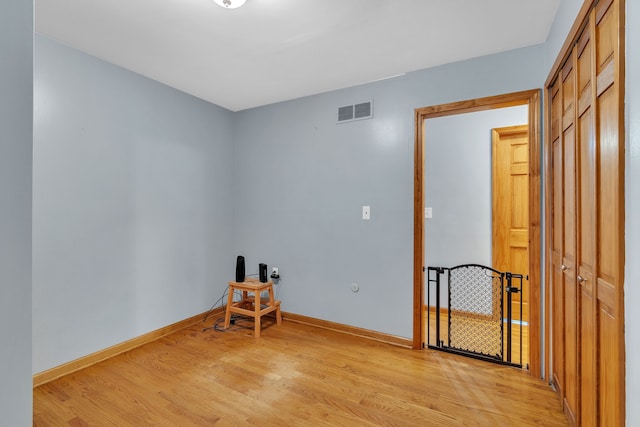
[34,317,567,426]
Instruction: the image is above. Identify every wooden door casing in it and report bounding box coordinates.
[414,90,542,378]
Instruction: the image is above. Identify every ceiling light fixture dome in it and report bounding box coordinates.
[213,0,246,8]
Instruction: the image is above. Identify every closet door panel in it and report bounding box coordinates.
[576,18,597,427]
[549,80,565,400]
[595,0,624,424]
[561,55,578,425]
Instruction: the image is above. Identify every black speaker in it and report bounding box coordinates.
[235,256,245,282]
[259,263,268,283]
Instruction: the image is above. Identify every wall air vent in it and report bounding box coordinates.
[337,100,373,123]
[338,105,354,122]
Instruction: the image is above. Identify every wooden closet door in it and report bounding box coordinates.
[550,79,565,402]
[561,54,579,425]
[594,0,624,424]
[547,1,625,425]
[576,16,597,427]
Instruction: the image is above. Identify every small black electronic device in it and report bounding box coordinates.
[235,256,245,282]
[259,263,268,283]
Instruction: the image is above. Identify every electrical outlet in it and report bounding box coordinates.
[272,267,279,275]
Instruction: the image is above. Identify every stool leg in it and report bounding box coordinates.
[242,290,248,308]
[254,290,261,337]
[275,303,282,325]
[224,286,234,329]
[268,285,282,326]
[268,285,275,306]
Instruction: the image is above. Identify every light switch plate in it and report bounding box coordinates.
[362,205,370,220]
[425,207,432,219]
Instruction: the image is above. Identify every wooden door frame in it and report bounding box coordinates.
[413,89,542,378]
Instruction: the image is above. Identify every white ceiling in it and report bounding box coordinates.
[35,0,560,112]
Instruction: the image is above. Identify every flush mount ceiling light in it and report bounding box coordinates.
[213,0,246,8]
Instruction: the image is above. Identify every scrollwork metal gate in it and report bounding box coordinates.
[426,264,525,368]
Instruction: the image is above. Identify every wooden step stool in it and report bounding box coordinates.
[224,278,282,337]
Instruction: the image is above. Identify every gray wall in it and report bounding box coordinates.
[544,0,584,70]
[625,0,639,424]
[424,106,529,309]
[233,45,545,338]
[32,35,236,373]
[0,1,33,425]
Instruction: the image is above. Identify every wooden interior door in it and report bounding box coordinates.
[550,78,564,403]
[549,56,580,424]
[594,0,625,424]
[492,125,529,322]
[546,0,625,425]
[576,16,597,427]
[561,52,579,425]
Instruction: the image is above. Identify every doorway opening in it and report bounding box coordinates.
[413,90,542,377]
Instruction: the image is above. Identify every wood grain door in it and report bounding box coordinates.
[561,52,579,425]
[550,55,580,424]
[492,125,529,322]
[576,15,598,427]
[549,78,565,404]
[594,0,625,424]
[546,0,625,425]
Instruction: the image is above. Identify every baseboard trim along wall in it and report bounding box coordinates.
[281,312,413,349]
[426,306,448,316]
[32,309,222,387]
[33,308,412,387]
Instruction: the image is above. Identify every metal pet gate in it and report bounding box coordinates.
[426,264,525,368]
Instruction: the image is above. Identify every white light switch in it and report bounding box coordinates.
[362,205,370,220]
[425,207,433,219]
